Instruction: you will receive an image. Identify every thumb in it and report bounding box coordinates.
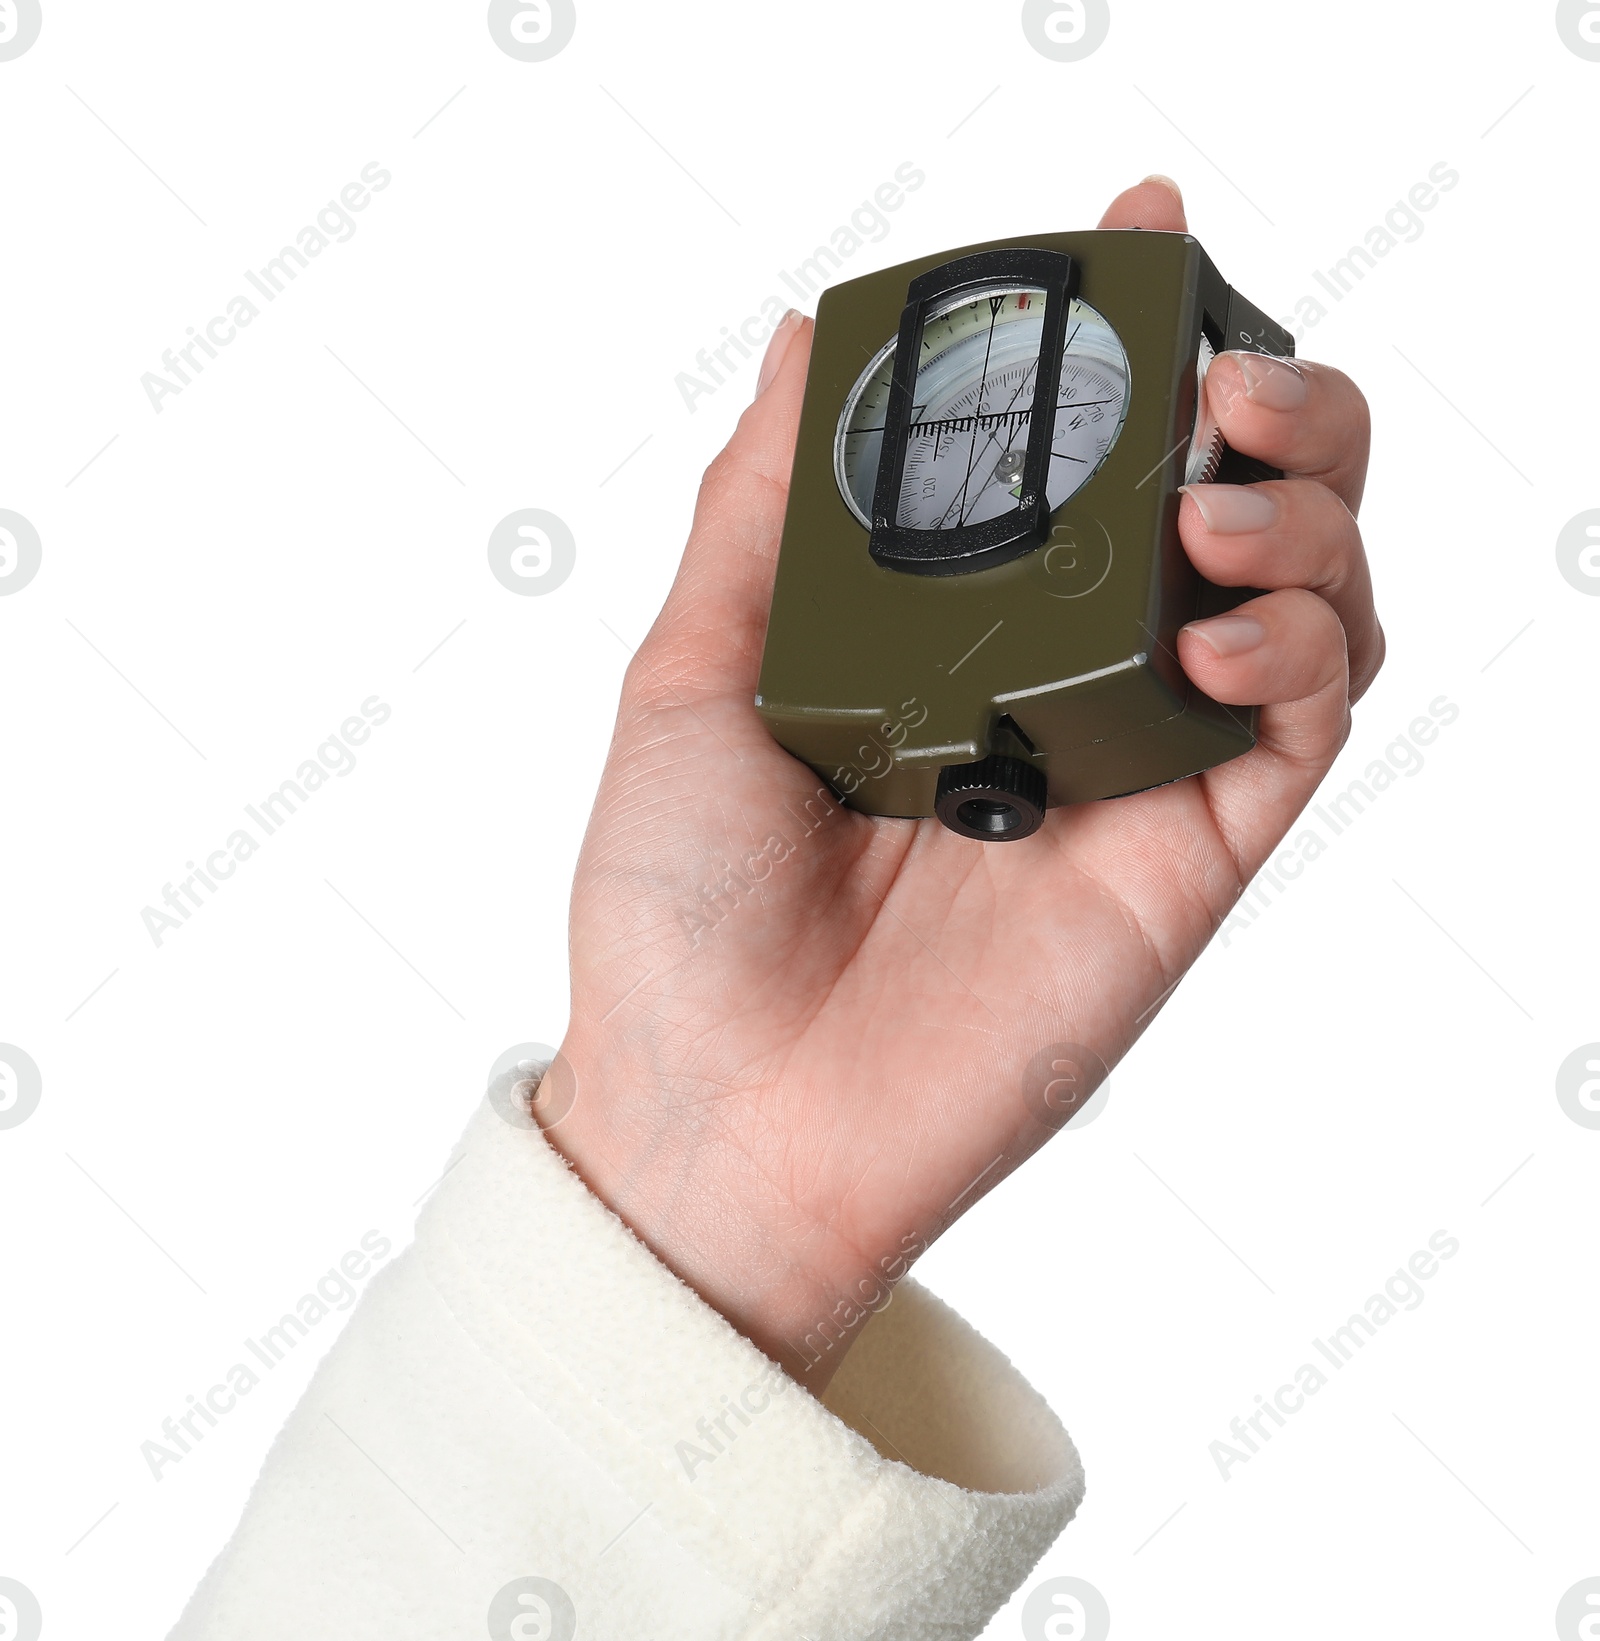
[634,313,813,706]
[1098,174,1188,231]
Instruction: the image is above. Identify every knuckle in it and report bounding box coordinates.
[1331,698,1356,758]
[621,643,688,714]
[1350,620,1389,702]
[1277,588,1349,691]
[622,619,727,717]
[1340,373,1373,435]
[698,443,738,498]
[695,440,789,528]
[1313,587,1350,648]
[1278,583,1334,625]
[1313,491,1363,589]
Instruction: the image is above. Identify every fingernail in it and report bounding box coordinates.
[1180,483,1279,535]
[1228,351,1308,411]
[1184,613,1266,657]
[1142,173,1183,206]
[756,310,802,398]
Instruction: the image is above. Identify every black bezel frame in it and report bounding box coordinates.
[868,247,1080,577]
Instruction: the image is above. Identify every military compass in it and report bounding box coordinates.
[756,230,1293,841]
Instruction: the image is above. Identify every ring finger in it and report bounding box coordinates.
[1179,478,1385,701]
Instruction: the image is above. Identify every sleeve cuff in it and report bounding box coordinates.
[170,1094,1084,1640]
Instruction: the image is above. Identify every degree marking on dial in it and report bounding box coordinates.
[928,355,1040,530]
[897,398,1118,440]
[936,354,1057,529]
[920,299,1045,530]
[838,295,1130,531]
[846,402,928,435]
[939,313,1090,526]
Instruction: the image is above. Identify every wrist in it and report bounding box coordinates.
[537,1039,915,1391]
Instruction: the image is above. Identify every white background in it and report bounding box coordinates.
[1,1,1596,1636]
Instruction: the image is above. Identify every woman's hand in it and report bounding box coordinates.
[544,177,1380,1389]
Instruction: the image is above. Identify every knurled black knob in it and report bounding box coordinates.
[934,755,1048,842]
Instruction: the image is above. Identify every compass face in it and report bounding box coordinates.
[835,287,1132,533]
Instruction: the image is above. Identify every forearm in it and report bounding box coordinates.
[170,1091,1084,1640]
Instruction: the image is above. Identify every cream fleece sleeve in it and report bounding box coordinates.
[168,1095,1084,1640]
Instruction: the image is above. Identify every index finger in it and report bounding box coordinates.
[1205,353,1373,518]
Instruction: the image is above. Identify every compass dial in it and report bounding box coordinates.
[835,287,1132,533]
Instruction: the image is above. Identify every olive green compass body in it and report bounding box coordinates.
[755,229,1295,841]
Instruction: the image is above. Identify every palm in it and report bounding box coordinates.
[566,674,1279,1352]
[556,181,1375,1377]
